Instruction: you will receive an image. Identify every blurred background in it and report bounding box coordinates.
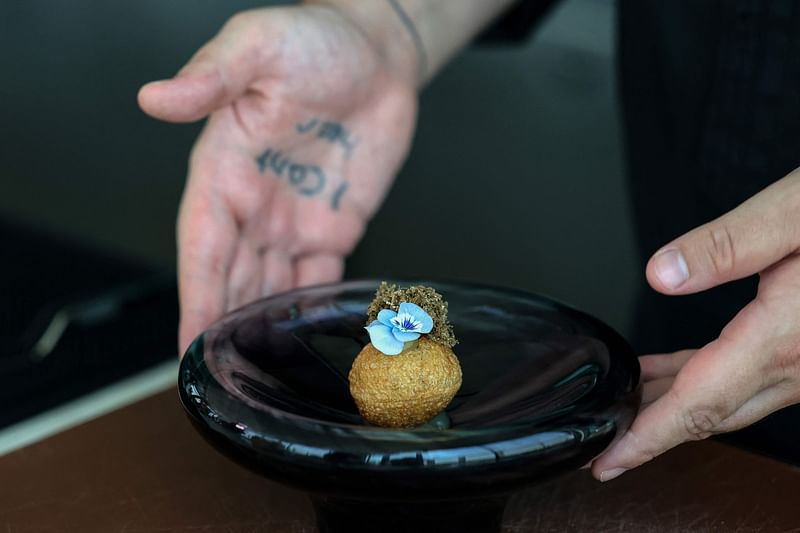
[0,0,636,438]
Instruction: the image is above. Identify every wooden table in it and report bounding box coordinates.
[1,390,799,532]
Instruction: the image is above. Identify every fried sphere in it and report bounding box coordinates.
[349,337,462,428]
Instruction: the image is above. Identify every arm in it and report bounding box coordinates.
[310,0,520,86]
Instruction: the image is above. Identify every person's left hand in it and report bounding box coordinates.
[591,168,800,482]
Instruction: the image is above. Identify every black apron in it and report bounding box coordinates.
[487,0,800,463]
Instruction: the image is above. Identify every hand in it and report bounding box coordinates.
[592,169,800,481]
[138,4,419,352]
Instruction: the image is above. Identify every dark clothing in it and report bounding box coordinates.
[620,0,800,352]
[619,0,800,463]
[488,0,800,463]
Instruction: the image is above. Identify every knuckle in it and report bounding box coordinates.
[705,226,737,278]
[772,337,800,382]
[189,46,214,65]
[224,10,268,46]
[682,407,722,440]
[266,200,296,248]
[225,11,251,31]
[774,380,800,406]
[295,219,329,253]
[627,430,657,464]
[788,382,800,404]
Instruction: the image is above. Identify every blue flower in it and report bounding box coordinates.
[365,302,434,355]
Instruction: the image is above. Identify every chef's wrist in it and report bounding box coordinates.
[302,0,423,89]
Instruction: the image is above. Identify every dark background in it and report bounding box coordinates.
[0,0,636,336]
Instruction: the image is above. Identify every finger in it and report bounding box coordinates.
[294,253,344,287]
[592,335,762,481]
[633,378,791,453]
[177,129,239,354]
[177,193,237,355]
[646,171,800,294]
[138,13,268,122]
[640,350,696,381]
[716,380,800,433]
[642,376,674,404]
[227,241,263,311]
[261,248,294,298]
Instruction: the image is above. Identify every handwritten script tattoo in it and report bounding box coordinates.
[295,118,357,155]
[331,182,349,211]
[386,0,427,83]
[255,148,348,210]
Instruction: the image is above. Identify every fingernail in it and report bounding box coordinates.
[600,467,627,482]
[653,249,689,289]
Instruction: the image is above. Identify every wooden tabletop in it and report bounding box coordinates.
[1,389,799,532]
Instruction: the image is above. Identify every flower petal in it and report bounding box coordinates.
[377,309,397,327]
[365,323,404,355]
[398,302,433,333]
[392,329,420,343]
[397,302,423,316]
[417,313,433,334]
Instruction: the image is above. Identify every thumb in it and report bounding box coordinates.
[137,13,266,123]
[646,173,800,295]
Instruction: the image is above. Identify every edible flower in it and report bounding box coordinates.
[365,302,434,355]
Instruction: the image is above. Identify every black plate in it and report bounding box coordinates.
[179,280,640,532]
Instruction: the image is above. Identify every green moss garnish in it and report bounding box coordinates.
[366,282,457,348]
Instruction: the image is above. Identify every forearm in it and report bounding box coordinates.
[305,0,518,87]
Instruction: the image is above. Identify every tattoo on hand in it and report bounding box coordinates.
[296,118,357,156]
[256,148,348,210]
[386,0,427,83]
[295,118,319,134]
[331,182,349,211]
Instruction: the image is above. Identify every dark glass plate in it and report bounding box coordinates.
[179,280,640,532]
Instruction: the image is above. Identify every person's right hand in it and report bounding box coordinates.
[138,3,419,352]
